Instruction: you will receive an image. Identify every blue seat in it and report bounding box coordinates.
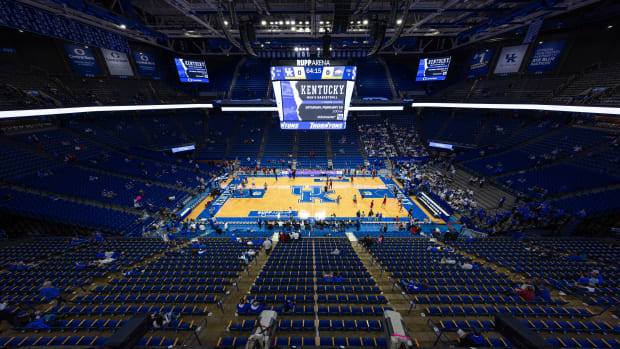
[291,320,303,331]
[356,320,369,331]
[279,320,291,331]
[333,337,347,347]
[320,337,333,347]
[361,337,375,347]
[348,337,363,346]
[344,320,356,331]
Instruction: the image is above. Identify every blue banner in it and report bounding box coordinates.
[248,210,298,217]
[467,49,494,77]
[133,51,159,78]
[527,41,566,73]
[358,189,395,198]
[524,18,543,44]
[271,66,357,80]
[64,44,100,77]
[0,0,129,53]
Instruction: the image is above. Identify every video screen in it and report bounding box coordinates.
[271,66,356,130]
[416,57,451,81]
[174,58,209,83]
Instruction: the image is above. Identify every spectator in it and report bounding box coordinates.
[440,257,456,265]
[459,262,476,270]
[323,272,333,283]
[40,281,67,306]
[263,239,272,255]
[406,281,428,293]
[330,248,340,255]
[516,285,535,302]
[249,300,263,314]
[457,327,485,347]
[282,299,295,313]
[334,272,343,283]
[588,270,603,284]
[237,298,250,314]
[24,311,50,329]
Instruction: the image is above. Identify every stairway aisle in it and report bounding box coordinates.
[348,237,434,344]
[197,242,275,346]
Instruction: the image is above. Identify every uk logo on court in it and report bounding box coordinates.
[291,186,336,203]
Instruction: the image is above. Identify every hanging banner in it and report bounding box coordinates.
[101,48,133,76]
[524,18,543,44]
[133,51,159,78]
[467,49,495,77]
[64,44,100,77]
[527,40,566,73]
[494,45,528,74]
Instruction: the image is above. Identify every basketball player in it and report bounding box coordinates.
[351,176,354,185]
[370,200,374,210]
[382,194,387,208]
[398,198,403,212]
[353,194,357,205]
[329,179,333,190]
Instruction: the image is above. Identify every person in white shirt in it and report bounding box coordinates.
[263,239,272,255]
[292,232,299,240]
[460,262,473,270]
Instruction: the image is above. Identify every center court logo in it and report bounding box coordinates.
[291,186,336,203]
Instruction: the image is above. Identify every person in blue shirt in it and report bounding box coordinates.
[74,262,85,270]
[323,272,333,283]
[534,285,552,303]
[40,281,66,307]
[96,250,106,260]
[24,313,50,329]
[588,270,603,284]
[94,231,104,243]
[249,301,263,314]
[236,297,250,314]
[282,299,295,313]
[406,281,428,293]
[333,272,343,283]
[458,327,484,347]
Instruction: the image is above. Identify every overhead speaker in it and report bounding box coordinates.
[322,35,331,59]
[246,21,256,42]
[240,21,257,56]
[368,20,386,56]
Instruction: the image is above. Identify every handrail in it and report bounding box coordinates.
[181,317,208,346]
[427,318,456,347]
[391,281,417,314]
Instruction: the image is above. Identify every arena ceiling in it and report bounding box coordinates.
[14,0,617,54]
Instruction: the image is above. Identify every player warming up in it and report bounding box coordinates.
[381,194,387,208]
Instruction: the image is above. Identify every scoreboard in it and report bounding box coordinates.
[416,57,451,81]
[174,58,209,83]
[271,66,356,130]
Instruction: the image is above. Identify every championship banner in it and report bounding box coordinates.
[494,45,528,74]
[64,44,100,77]
[527,40,566,73]
[101,48,133,76]
[133,51,159,78]
[467,49,495,77]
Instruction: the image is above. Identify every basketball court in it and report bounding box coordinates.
[187,175,441,223]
